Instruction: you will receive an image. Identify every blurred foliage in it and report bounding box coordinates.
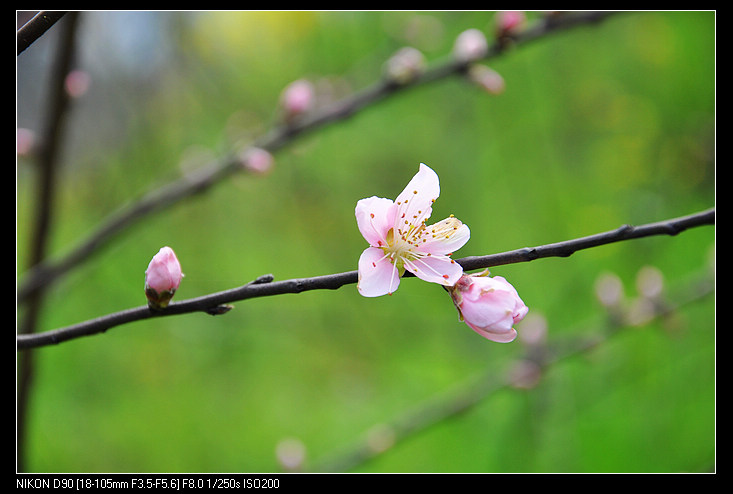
[17,11,714,473]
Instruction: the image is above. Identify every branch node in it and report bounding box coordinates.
[205,304,234,316]
[253,274,275,285]
[615,224,634,237]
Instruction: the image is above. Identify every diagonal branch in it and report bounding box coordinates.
[16,207,714,351]
[17,10,620,304]
[17,11,67,55]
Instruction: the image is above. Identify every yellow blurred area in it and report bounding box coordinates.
[190,11,319,63]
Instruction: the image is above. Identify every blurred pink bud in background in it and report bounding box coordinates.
[275,437,307,472]
[467,65,506,95]
[495,11,526,37]
[383,46,425,84]
[453,28,488,62]
[280,79,315,119]
[17,128,36,156]
[64,69,91,98]
[239,147,274,174]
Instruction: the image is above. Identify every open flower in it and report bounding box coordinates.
[356,163,470,297]
[145,246,183,309]
[448,270,528,342]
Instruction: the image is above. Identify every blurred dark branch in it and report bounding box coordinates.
[16,10,619,305]
[308,265,715,473]
[16,207,714,350]
[17,11,67,55]
[17,11,80,473]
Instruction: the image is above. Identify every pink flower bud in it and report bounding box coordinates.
[17,128,36,157]
[495,11,526,38]
[145,246,182,309]
[280,79,314,119]
[239,147,274,174]
[594,272,624,308]
[275,437,307,472]
[467,64,505,95]
[448,271,528,343]
[384,46,425,84]
[453,28,488,63]
[64,69,91,98]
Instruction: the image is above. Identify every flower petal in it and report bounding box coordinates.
[355,196,397,247]
[394,163,440,228]
[405,254,464,286]
[491,276,528,322]
[468,324,518,343]
[459,276,526,334]
[420,221,470,255]
[357,247,401,297]
[145,246,182,292]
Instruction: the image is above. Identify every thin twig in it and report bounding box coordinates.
[16,207,714,351]
[17,11,620,304]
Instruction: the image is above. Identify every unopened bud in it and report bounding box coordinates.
[453,28,488,63]
[594,272,624,308]
[280,79,314,120]
[275,438,306,472]
[448,270,528,343]
[239,147,274,175]
[384,46,425,85]
[636,265,664,300]
[64,69,91,98]
[17,128,36,157]
[495,11,526,38]
[145,246,183,310]
[518,312,548,347]
[507,359,542,390]
[467,65,505,95]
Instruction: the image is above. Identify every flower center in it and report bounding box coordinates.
[383,227,420,264]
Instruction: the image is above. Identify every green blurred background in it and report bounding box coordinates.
[17,11,715,473]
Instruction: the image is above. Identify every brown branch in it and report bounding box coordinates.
[16,207,714,351]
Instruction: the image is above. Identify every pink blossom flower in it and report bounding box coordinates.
[145,246,183,309]
[356,163,470,297]
[448,270,528,343]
